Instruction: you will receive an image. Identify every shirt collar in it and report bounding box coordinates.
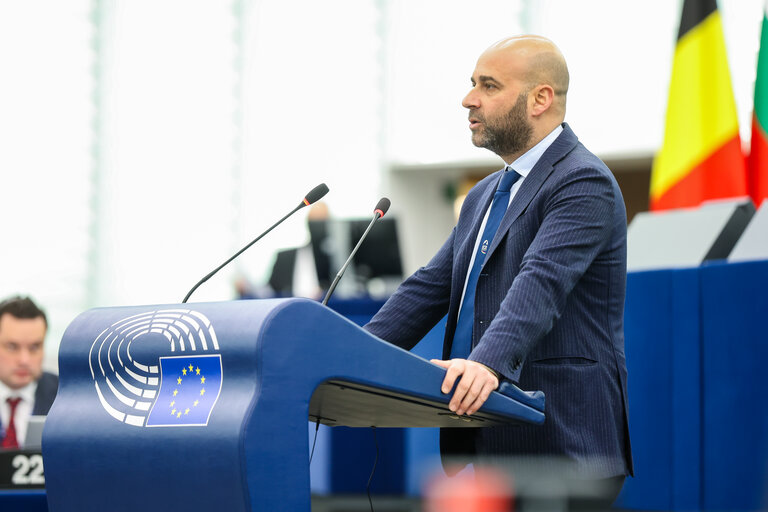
[506,124,564,177]
[0,379,37,404]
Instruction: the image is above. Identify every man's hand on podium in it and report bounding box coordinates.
[430,359,500,417]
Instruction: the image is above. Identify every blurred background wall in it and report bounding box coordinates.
[0,0,763,372]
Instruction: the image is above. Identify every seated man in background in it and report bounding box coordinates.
[267,202,332,299]
[234,202,333,301]
[0,296,58,449]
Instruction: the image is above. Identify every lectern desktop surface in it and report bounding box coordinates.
[310,379,543,428]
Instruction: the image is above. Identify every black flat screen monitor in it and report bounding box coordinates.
[347,217,403,280]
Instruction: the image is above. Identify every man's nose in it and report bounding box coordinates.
[16,349,32,366]
[462,89,479,110]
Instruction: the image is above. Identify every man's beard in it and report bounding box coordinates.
[472,92,533,157]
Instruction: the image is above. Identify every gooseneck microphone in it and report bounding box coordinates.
[182,183,329,303]
[321,197,390,306]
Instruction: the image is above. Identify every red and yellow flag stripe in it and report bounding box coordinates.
[650,0,747,210]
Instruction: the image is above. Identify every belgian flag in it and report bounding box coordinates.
[650,0,747,210]
[748,3,768,205]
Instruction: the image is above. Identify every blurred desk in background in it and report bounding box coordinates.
[617,259,768,511]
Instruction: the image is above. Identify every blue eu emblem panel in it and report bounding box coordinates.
[146,354,222,427]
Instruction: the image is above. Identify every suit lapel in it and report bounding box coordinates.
[452,174,498,293]
[483,123,579,263]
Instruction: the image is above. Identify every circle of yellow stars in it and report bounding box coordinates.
[168,363,207,419]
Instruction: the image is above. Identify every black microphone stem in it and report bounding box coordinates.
[182,203,304,304]
[322,212,381,306]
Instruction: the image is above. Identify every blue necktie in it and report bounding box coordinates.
[451,168,520,359]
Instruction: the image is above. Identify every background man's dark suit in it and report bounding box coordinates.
[0,372,58,446]
[268,220,332,297]
[32,371,58,415]
[365,123,632,479]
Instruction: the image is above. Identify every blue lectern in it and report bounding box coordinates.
[42,298,544,511]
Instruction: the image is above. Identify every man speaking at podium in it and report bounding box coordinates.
[0,296,58,449]
[365,36,631,504]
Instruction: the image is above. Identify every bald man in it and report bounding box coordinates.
[365,36,631,505]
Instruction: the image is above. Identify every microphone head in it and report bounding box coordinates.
[374,197,391,218]
[303,183,329,206]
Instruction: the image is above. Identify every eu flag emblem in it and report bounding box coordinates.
[146,355,222,427]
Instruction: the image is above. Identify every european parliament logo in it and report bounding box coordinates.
[88,309,223,427]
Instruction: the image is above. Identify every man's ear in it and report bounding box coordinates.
[530,84,554,117]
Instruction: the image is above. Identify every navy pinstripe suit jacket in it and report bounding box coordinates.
[365,124,632,478]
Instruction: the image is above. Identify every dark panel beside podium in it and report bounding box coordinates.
[729,199,768,262]
[627,199,754,271]
[0,449,48,512]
